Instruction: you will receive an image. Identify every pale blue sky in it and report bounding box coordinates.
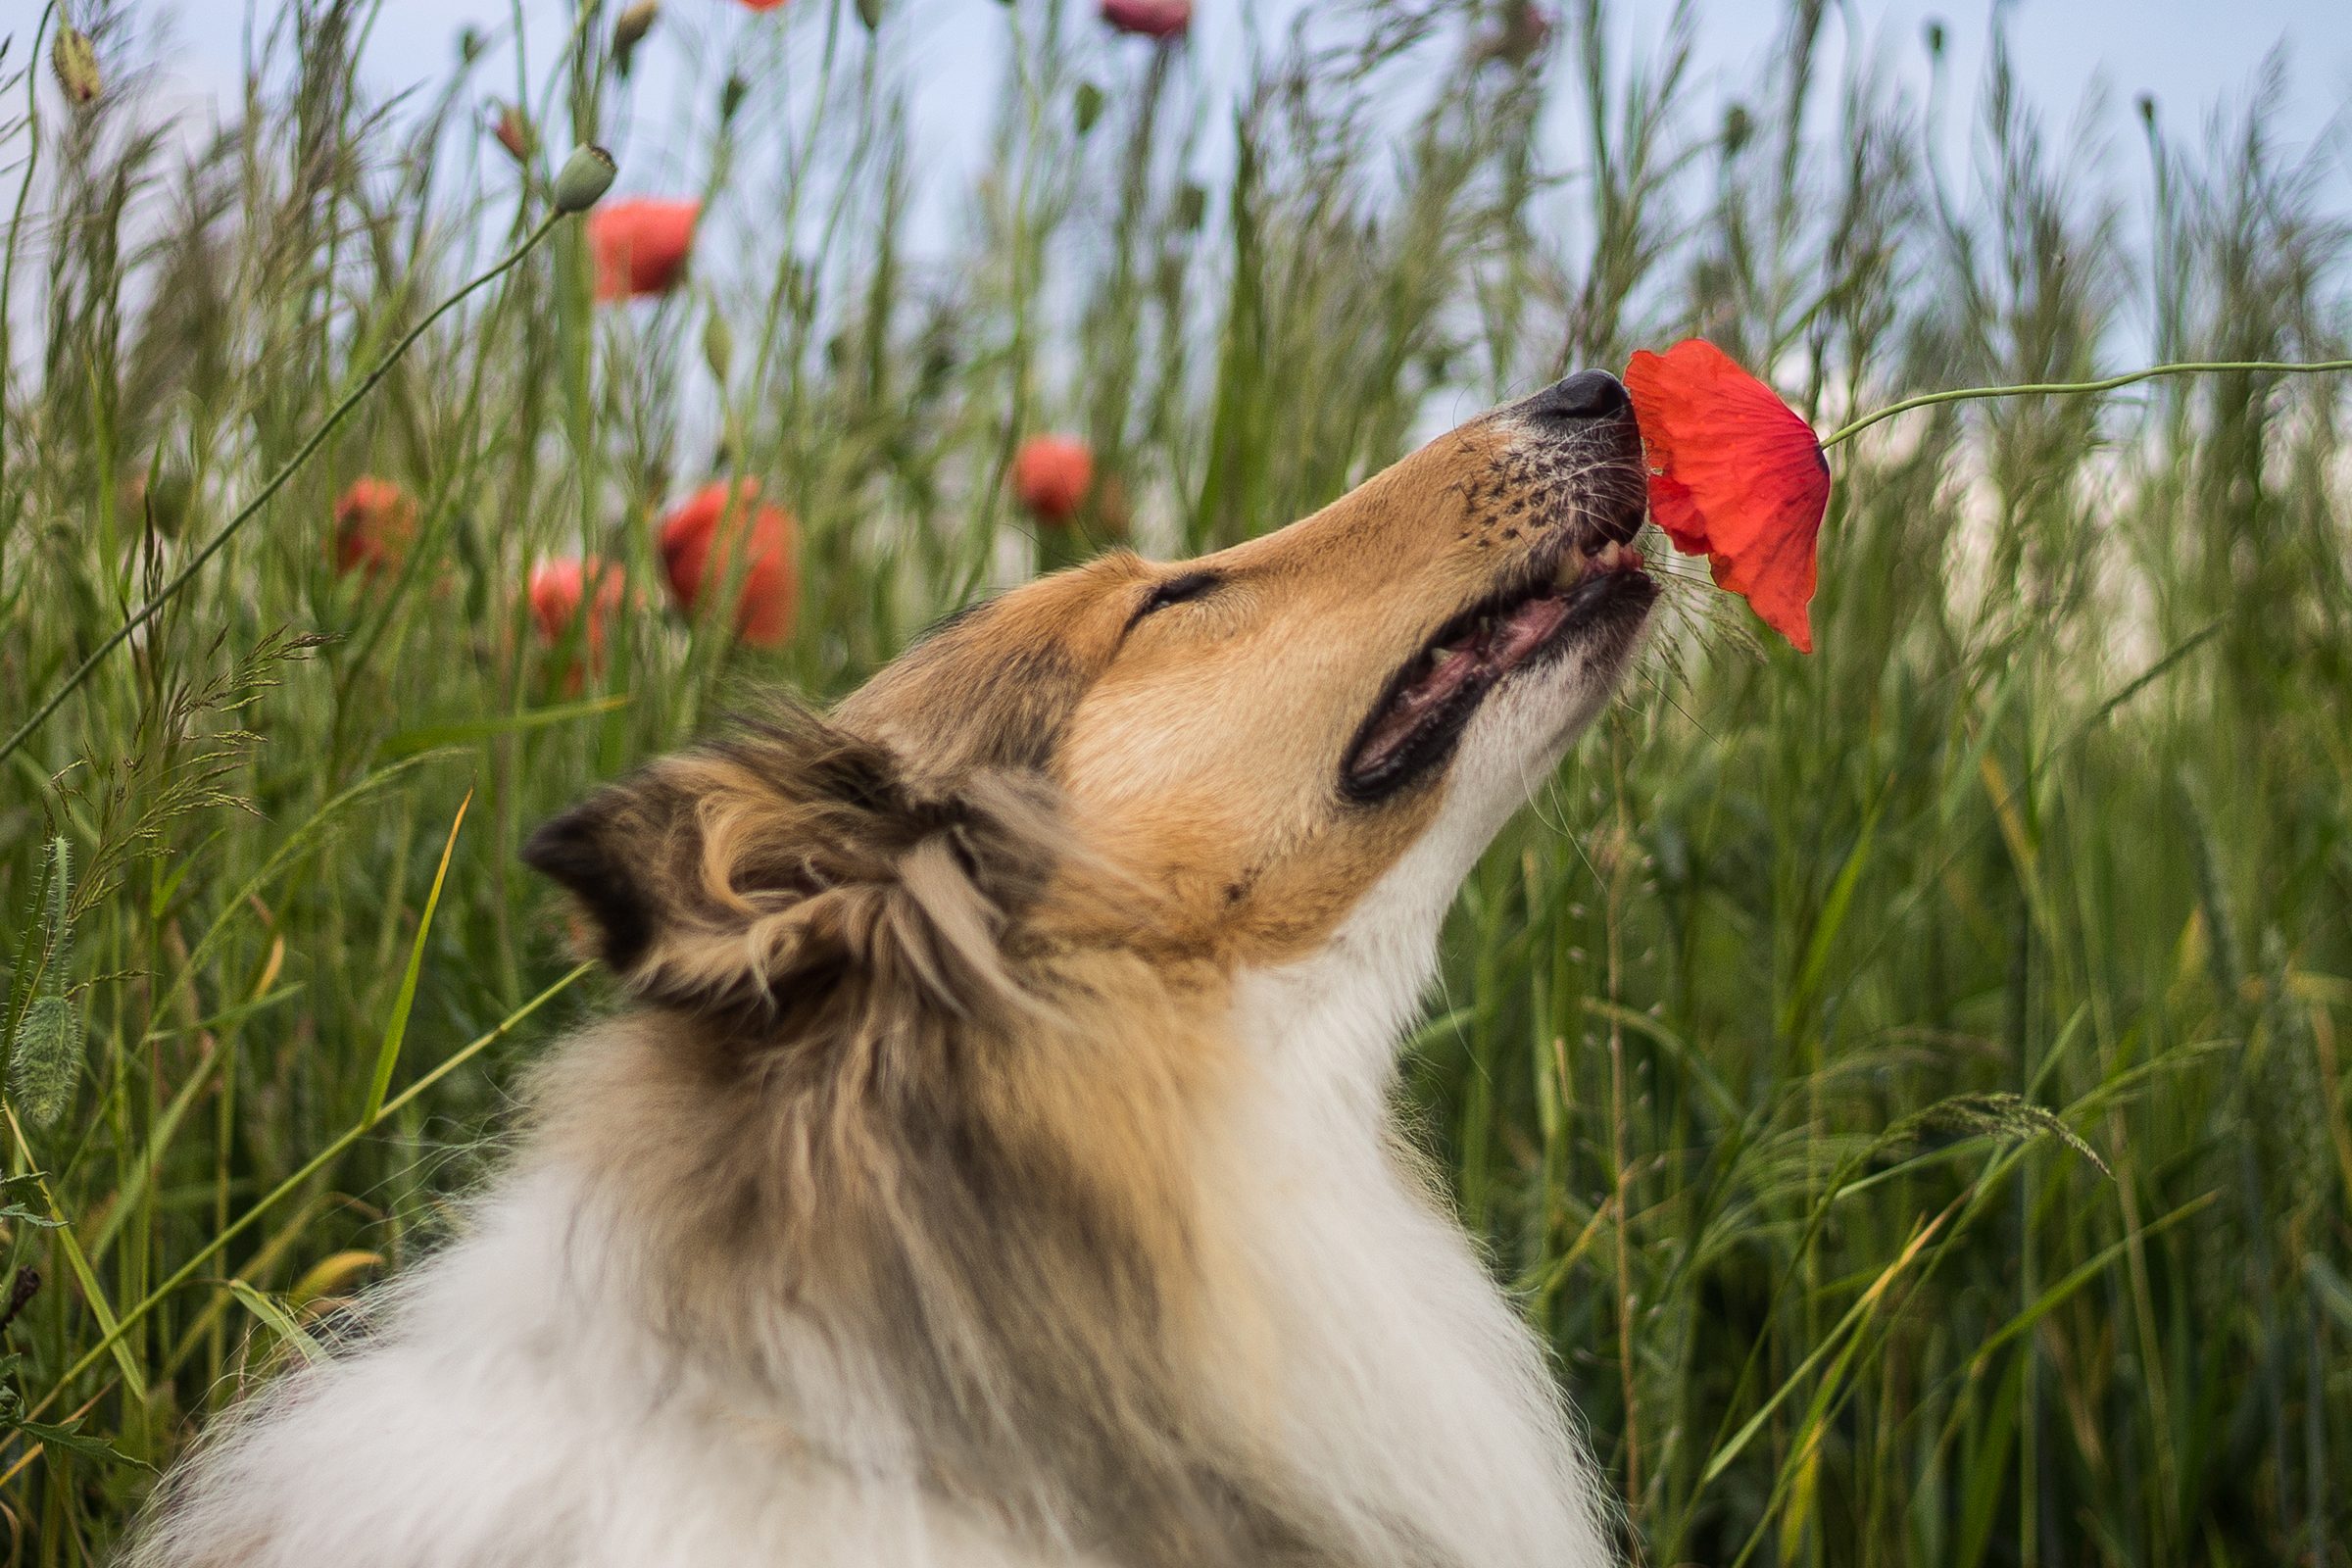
[116,0,2352,316]
[140,0,2351,199]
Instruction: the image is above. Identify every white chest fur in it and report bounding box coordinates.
[1204,825,1615,1568]
[131,831,1614,1568]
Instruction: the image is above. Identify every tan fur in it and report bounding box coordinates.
[129,380,1648,1568]
[517,404,1641,1563]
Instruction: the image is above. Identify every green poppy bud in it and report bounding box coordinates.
[615,2,660,75]
[52,27,101,107]
[704,311,735,387]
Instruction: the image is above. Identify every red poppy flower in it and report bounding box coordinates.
[1623,338,1831,652]
[1011,436,1095,526]
[1101,0,1192,39]
[657,480,800,649]
[331,476,418,577]
[489,102,531,164]
[586,198,700,301]
[528,556,628,688]
[736,0,791,10]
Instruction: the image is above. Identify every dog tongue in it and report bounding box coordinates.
[1355,593,1572,778]
[1492,594,1570,663]
[1356,651,1474,777]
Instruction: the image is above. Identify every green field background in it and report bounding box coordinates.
[1,1,2347,1562]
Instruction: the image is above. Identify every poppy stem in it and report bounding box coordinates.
[0,211,571,772]
[1818,358,2352,452]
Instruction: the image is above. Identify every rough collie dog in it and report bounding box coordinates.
[128,370,1655,1568]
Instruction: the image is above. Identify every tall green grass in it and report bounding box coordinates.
[1,1,2346,1562]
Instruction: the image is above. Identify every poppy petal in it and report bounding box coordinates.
[655,480,800,649]
[1011,436,1095,526]
[586,199,701,302]
[1624,339,1830,652]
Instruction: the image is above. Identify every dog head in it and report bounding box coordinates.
[526,370,1653,1015]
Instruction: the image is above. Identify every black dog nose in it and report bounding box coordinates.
[1527,369,1631,421]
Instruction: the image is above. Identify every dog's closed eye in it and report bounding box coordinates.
[1128,571,1220,627]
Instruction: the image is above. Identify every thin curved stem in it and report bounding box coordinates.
[1819,358,2352,452]
[0,213,568,772]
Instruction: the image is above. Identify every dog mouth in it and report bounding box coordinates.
[1340,519,1656,806]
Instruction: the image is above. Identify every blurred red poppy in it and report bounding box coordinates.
[1481,2,1553,66]
[1623,338,1831,652]
[1011,436,1094,527]
[657,480,799,649]
[1101,0,1192,39]
[331,476,418,577]
[736,0,791,11]
[528,556,628,689]
[586,199,700,301]
[489,102,531,164]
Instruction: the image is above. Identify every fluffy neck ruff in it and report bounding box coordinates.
[441,709,1611,1567]
[531,942,1282,1565]
[520,818,1610,1568]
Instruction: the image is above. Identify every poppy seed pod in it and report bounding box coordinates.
[1623,339,1831,652]
[553,146,618,215]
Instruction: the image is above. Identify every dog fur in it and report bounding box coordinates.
[124,375,1653,1568]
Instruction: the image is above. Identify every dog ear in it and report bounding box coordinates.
[521,710,1062,1021]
